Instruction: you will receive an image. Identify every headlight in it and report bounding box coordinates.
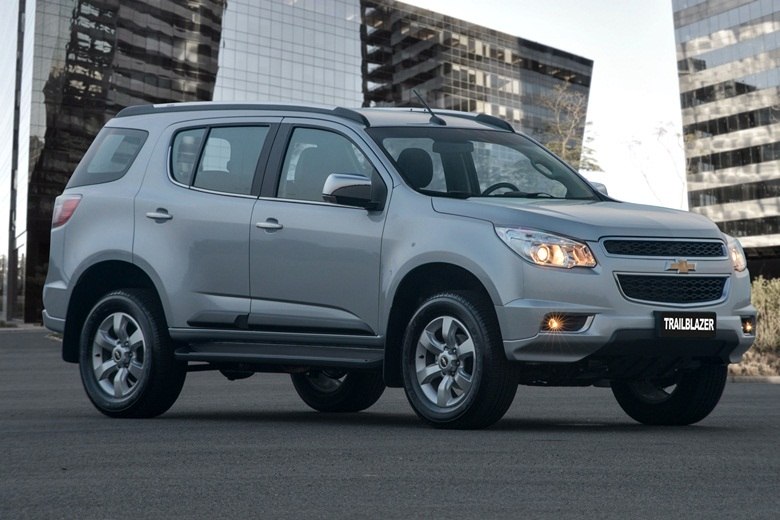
[726,235,747,272]
[495,227,597,268]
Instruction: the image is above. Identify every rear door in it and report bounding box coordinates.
[134,117,279,328]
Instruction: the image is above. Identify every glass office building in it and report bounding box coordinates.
[2,0,592,322]
[361,0,593,138]
[214,0,364,106]
[674,0,780,274]
[5,0,227,322]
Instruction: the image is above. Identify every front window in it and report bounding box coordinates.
[278,127,378,203]
[367,127,597,200]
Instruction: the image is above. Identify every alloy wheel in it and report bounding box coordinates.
[90,312,148,399]
[414,315,476,408]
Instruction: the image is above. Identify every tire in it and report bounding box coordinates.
[401,291,517,429]
[79,289,186,418]
[291,369,385,412]
[611,363,727,425]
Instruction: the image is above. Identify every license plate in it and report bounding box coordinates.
[656,312,716,338]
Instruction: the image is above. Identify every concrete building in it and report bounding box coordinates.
[1,0,593,322]
[673,0,780,276]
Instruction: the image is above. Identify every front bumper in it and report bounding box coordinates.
[498,303,755,364]
[495,241,756,365]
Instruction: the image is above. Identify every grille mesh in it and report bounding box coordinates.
[617,275,727,304]
[604,240,725,257]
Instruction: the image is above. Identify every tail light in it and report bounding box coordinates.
[52,194,82,228]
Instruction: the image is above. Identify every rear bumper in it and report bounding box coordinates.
[42,309,65,333]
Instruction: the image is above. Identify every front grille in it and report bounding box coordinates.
[617,275,727,304]
[604,240,725,257]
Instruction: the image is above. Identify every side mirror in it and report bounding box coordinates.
[322,173,384,210]
[590,181,608,196]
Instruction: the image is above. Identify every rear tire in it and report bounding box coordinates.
[401,291,517,429]
[79,289,186,418]
[291,369,385,412]
[611,364,727,425]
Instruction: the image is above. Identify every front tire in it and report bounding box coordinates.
[291,369,385,412]
[79,289,186,418]
[401,291,517,429]
[611,363,727,425]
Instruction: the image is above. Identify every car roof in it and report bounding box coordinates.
[354,107,514,132]
[114,102,515,132]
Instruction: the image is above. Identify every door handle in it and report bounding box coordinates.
[256,219,283,231]
[146,210,173,221]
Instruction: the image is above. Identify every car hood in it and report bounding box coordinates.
[431,198,723,241]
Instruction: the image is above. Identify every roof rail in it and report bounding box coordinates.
[115,103,370,126]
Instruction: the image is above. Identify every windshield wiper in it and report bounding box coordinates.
[488,191,559,199]
[418,189,473,199]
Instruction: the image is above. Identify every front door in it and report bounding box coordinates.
[249,122,387,337]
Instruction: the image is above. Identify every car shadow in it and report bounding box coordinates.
[158,408,736,434]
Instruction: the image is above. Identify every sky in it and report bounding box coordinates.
[0,0,686,254]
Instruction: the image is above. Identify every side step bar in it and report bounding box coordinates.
[175,342,384,369]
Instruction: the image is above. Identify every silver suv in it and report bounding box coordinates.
[43,102,756,429]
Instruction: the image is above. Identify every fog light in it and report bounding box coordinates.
[741,317,755,335]
[540,314,591,333]
[546,317,562,331]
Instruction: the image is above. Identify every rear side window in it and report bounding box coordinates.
[170,128,206,185]
[67,128,148,187]
[170,125,270,195]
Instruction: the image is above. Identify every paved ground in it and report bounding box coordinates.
[1,328,779,519]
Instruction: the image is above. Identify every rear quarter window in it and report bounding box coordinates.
[67,128,148,188]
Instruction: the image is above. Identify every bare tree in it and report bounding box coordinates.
[539,82,601,171]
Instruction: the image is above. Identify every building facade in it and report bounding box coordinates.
[1,0,592,322]
[360,0,592,138]
[673,0,780,275]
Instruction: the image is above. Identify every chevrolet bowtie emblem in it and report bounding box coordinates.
[667,259,697,274]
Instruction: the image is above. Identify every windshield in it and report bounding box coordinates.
[367,127,597,200]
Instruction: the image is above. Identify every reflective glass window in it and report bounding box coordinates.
[278,128,377,203]
[171,128,206,185]
[67,128,148,188]
[191,126,269,195]
[369,128,594,200]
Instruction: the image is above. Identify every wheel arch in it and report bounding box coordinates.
[382,262,496,387]
[62,261,162,363]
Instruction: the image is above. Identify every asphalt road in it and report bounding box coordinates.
[1,328,778,519]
